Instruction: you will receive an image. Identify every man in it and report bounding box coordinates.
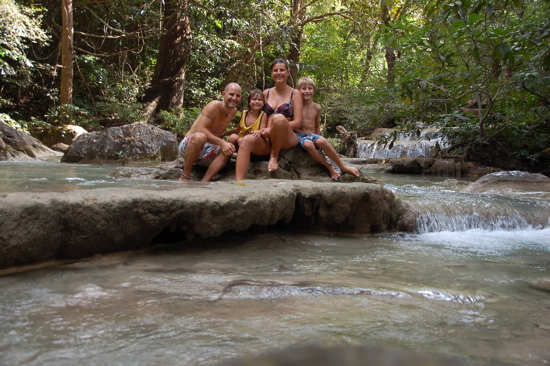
[178,82,242,181]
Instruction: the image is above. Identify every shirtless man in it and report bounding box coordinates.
[294,77,360,180]
[178,82,242,181]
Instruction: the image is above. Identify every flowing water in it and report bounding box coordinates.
[1,160,549,366]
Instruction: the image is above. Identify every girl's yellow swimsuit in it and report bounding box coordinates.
[238,110,264,137]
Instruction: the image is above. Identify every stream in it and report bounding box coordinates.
[1,160,549,366]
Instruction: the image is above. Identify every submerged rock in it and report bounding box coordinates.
[0,121,62,161]
[0,179,405,268]
[465,171,550,195]
[218,344,470,366]
[61,122,178,164]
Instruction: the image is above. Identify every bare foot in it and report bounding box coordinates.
[327,165,341,180]
[179,174,191,182]
[340,165,360,177]
[268,155,279,172]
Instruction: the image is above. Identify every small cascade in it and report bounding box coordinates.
[410,198,550,233]
[357,127,449,159]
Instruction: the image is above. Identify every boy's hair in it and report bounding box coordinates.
[297,76,315,91]
[247,89,264,107]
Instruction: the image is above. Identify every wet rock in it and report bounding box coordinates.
[51,143,69,153]
[390,158,435,174]
[465,171,550,195]
[218,344,470,366]
[110,147,373,183]
[61,122,178,164]
[0,180,402,267]
[34,124,88,147]
[0,121,62,161]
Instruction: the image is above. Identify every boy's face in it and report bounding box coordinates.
[299,84,315,101]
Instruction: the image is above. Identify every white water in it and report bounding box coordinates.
[1,160,549,366]
[357,128,450,159]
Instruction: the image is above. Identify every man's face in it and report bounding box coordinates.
[299,84,315,101]
[223,84,242,108]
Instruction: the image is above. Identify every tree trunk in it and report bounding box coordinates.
[60,0,73,123]
[286,0,306,86]
[141,0,192,119]
[381,4,396,85]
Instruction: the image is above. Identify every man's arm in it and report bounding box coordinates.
[197,101,235,155]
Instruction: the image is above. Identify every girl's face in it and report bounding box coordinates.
[271,62,289,84]
[249,94,264,111]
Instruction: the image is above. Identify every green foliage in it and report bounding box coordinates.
[157,107,200,139]
[0,0,48,84]
[375,0,550,165]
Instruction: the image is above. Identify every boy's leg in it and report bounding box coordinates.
[315,137,360,177]
[302,139,341,180]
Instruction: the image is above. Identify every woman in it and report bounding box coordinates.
[235,59,303,178]
[260,58,303,172]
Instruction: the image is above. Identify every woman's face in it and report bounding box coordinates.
[271,62,289,84]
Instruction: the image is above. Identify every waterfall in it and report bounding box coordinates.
[357,128,449,159]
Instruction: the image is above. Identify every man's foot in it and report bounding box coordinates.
[268,155,279,172]
[179,173,191,182]
[340,165,360,177]
[327,165,341,180]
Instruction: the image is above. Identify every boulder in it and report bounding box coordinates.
[0,121,62,161]
[61,122,178,164]
[34,124,88,147]
[0,179,405,268]
[465,171,550,195]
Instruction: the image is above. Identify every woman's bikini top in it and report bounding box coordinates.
[263,88,294,118]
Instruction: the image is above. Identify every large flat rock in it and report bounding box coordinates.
[0,180,402,268]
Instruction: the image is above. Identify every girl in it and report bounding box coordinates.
[226,89,267,147]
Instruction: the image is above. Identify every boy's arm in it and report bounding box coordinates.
[314,104,322,135]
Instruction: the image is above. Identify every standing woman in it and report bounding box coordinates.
[261,59,303,172]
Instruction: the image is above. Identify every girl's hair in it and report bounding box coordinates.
[270,58,289,70]
[247,89,264,107]
[297,76,315,91]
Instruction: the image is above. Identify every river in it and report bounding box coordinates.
[1,160,549,366]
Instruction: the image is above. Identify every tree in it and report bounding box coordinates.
[141,0,192,119]
[60,0,73,123]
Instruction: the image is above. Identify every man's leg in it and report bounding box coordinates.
[268,115,298,172]
[315,137,360,177]
[180,132,207,181]
[202,152,231,182]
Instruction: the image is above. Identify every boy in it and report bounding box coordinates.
[295,77,360,179]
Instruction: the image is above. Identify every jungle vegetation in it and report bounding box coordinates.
[1,0,549,171]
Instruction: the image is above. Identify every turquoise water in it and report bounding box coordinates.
[0,160,549,366]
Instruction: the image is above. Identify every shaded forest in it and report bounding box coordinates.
[1,0,549,173]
